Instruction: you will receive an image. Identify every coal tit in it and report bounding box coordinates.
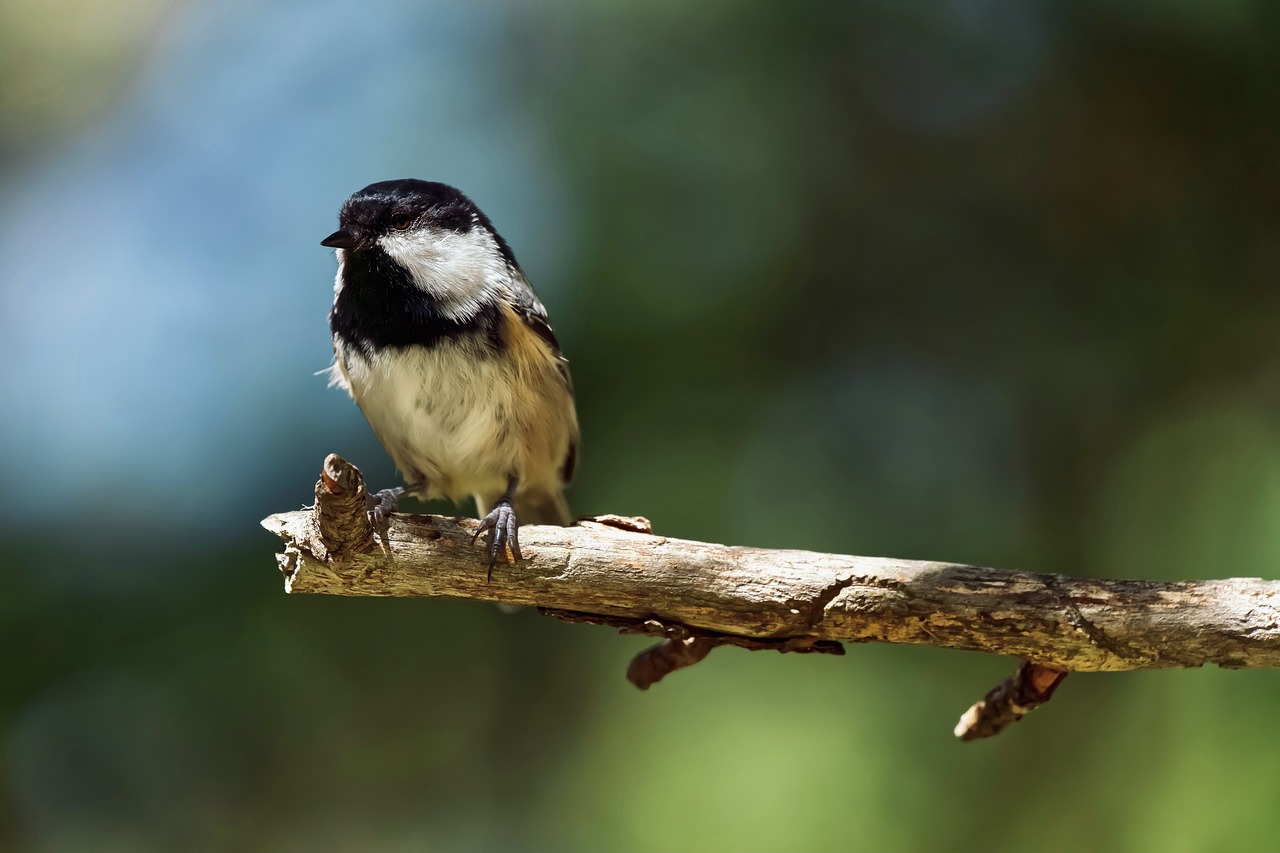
[322,179,578,572]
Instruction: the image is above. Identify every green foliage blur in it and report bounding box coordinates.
[4,1,1280,851]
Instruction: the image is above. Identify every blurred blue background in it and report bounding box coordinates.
[3,1,1280,850]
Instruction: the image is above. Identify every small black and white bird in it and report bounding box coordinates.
[321,179,578,573]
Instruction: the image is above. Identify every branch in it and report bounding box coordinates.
[263,456,1280,739]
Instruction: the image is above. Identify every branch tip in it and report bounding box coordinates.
[955,662,1068,741]
[627,637,717,689]
[321,452,362,496]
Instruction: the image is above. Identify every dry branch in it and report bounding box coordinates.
[263,455,1280,739]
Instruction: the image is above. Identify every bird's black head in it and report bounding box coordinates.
[321,179,515,267]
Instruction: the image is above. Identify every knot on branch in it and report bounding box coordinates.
[539,609,844,690]
[314,453,375,555]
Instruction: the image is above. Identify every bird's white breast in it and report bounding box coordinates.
[332,340,528,501]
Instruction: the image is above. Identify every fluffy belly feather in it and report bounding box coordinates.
[333,339,572,503]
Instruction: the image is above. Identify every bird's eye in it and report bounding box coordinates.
[390,212,413,231]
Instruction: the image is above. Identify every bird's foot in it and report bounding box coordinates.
[367,487,404,530]
[474,497,521,580]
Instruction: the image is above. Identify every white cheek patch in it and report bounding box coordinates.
[378,227,507,320]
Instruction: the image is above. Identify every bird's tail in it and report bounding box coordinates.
[473,488,572,527]
[515,488,573,527]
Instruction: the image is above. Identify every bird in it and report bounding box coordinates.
[320,179,578,576]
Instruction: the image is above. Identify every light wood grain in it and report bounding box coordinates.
[262,458,1280,674]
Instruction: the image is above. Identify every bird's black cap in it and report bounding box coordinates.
[321,179,517,268]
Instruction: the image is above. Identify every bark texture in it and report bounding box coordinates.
[262,455,1280,738]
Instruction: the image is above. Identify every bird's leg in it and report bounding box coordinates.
[474,474,521,579]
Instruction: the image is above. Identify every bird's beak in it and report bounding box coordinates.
[321,227,359,249]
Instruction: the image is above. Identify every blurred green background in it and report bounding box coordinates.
[3,1,1279,851]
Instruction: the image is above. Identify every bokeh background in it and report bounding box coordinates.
[3,1,1279,850]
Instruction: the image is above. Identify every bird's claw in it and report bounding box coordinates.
[367,487,403,531]
[474,499,521,580]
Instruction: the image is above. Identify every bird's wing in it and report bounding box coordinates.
[506,270,577,485]
[506,270,574,395]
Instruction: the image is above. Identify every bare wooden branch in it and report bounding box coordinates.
[262,456,1280,737]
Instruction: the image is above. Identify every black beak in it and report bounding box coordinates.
[321,227,359,249]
